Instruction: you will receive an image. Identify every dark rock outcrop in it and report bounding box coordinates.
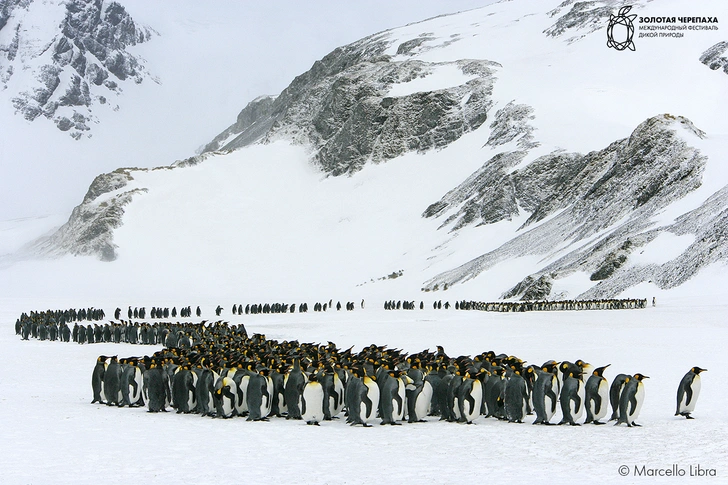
[203,33,497,176]
[423,114,712,298]
[1,0,155,137]
[700,41,728,75]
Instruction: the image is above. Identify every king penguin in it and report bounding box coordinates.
[301,371,326,425]
[247,367,273,421]
[504,370,529,424]
[406,366,433,423]
[362,372,380,426]
[103,356,122,406]
[284,359,306,420]
[584,364,610,425]
[558,371,585,426]
[608,374,630,421]
[144,360,171,413]
[458,371,484,424]
[676,367,706,419]
[616,373,649,427]
[213,376,238,418]
[91,356,107,404]
[532,366,558,425]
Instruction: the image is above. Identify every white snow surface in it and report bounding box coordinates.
[386,63,478,97]
[2,296,727,484]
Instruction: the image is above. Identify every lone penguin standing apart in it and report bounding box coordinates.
[676,367,706,419]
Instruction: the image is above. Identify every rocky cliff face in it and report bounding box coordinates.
[203,34,497,175]
[700,41,728,75]
[0,0,155,138]
[422,114,718,299]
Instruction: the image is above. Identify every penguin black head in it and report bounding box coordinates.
[592,364,611,377]
[633,373,649,381]
[691,367,707,374]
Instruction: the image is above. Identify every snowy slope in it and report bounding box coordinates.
[6,0,726,303]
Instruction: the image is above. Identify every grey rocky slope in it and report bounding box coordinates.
[202,33,497,175]
[422,114,727,299]
[19,153,206,263]
[0,0,155,138]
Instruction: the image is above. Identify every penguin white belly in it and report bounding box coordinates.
[129,368,143,403]
[362,379,380,424]
[629,382,645,421]
[394,379,407,421]
[593,379,609,421]
[220,378,237,417]
[452,396,462,420]
[680,376,701,413]
[414,381,433,420]
[237,375,250,414]
[278,391,288,414]
[302,382,325,423]
[464,381,483,422]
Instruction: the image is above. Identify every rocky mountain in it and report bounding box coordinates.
[9,0,728,301]
[202,38,497,176]
[0,0,155,138]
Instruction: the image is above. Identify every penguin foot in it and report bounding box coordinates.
[570,423,581,426]
[593,421,606,425]
[391,422,401,426]
[632,422,642,427]
[685,415,694,420]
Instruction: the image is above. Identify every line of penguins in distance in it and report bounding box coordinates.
[86,320,705,427]
[15,296,650,344]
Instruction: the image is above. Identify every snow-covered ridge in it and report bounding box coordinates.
[0,0,155,138]
[202,31,499,176]
[10,0,728,303]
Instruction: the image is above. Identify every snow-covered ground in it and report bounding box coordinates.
[1,295,726,484]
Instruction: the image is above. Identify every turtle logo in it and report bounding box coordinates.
[607,5,637,51]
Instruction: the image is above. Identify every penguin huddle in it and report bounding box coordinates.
[451,298,647,312]
[84,321,705,427]
[15,307,105,342]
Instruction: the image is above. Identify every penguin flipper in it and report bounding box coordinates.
[363,394,373,419]
[684,383,694,407]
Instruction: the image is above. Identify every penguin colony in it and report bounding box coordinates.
[16,300,702,426]
[15,297,646,344]
[80,322,705,426]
